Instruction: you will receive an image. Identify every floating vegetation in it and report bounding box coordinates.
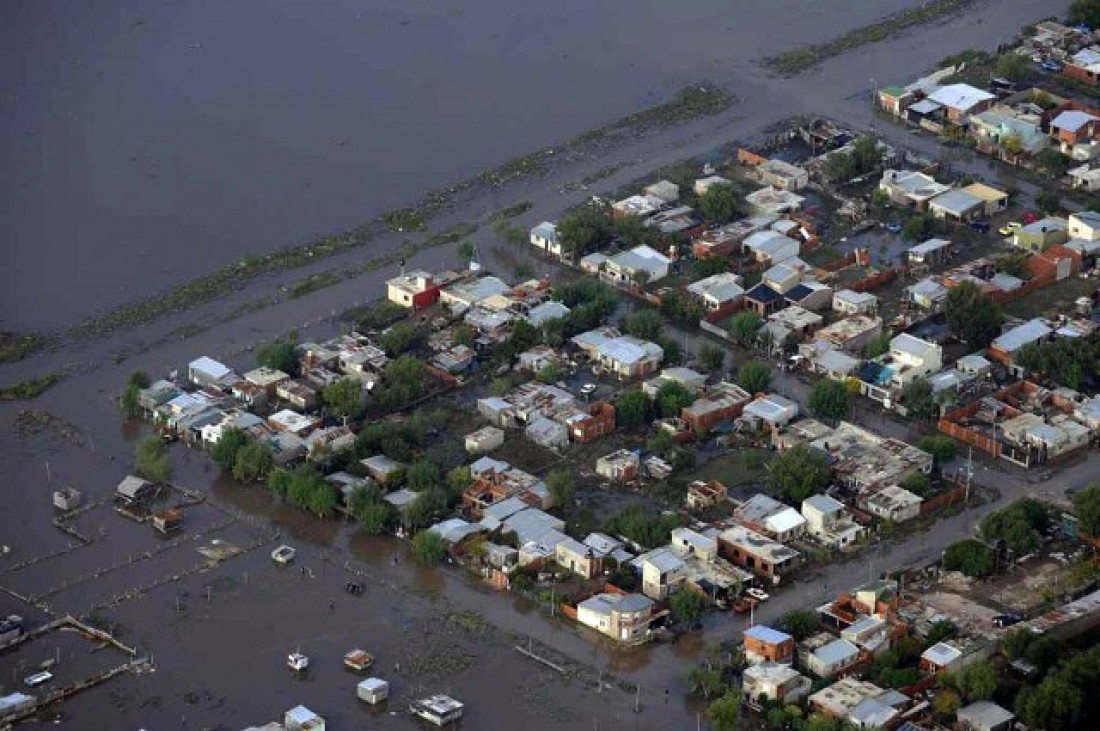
[288,272,343,299]
[0,332,48,363]
[0,372,63,401]
[488,200,533,223]
[763,0,974,76]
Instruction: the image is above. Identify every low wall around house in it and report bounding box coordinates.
[920,483,968,515]
[850,268,898,293]
[738,148,768,167]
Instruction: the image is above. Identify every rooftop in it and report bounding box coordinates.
[719,524,800,563]
[687,272,744,304]
[930,188,983,216]
[927,83,995,111]
[992,318,1052,354]
[744,624,793,646]
[1052,109,1099,133]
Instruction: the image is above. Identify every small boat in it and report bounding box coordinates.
[344,649,374,672]
[287,651,309,672]
[271,545,296,564]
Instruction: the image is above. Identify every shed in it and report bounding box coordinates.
[525,417,569,450]
[116,475,155,502]
[357,677,390,704]
[284,705,325,731]
[957,701,1015,731]
[465,426,505,454]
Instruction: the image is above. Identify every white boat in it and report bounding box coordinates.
[287,652,309,671]
[271,545,296,564]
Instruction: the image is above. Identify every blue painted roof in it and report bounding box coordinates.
[745,283,783,304]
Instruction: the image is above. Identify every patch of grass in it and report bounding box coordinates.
[288,271,343,299]
[580,164,626,186]
[0,372,63,401]
[0,333,47,363]
[488,201,533,223]
[764,0,975,76]
[380,207,428,233]
[613,85,733,131]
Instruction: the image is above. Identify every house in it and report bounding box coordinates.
[906,277,949,310]
[762,257,810,293]
[200,410,264,445]
[1068,163,1100,192]
[687,272,744,312]
[969,107,1048,155]
[802,494,865,549]
[988,318,1053,365]
[1050,109,1100,145]
[801,342,862,381]
[1065,46,1100,86]
[244,366,290,395]
[957,701,1015,731]
[815,315,884,354]
[641,550,686,599]
[743,283,787,316]
[284,705,325,731]
[611,193,667,220]
[229,380,269,409]
[742,663,812,705]
[643,367,708,398]
[962,183,1009,216]
[878,170,951,209]
[440,275,511,310]
[743,230,800,266]
[595,449,640,483]
[865,485,923,523]
[745,188,805,217]
[756,159,809,191]
[561,400,616,443]
[604,245,672,285]
[717,525,801,579]
[517,344,562,374]
[785,281,834,312]
[1013,217,1069,251]
[692,215,776,259]
[387,270,440,309]
[188,356,234,389]
[571,328,663,378]
[929,189,984,222]
[556,537,599,578]
[361,455,405,484]
[670,526,718,561]
[734,493,807,541]
[137,380,181,411]
[1069,211,1100,241]
[763,305,823,346]
[802,636,862,678]
[810,677,890,719]
[920,641,963,674]
[116,475,155,502]
[645,206,703,237]
[429,517,487,545]
[525,417,569,450]
[907,238,953,266]
[743,625,796,664]
[525,300,570,327]
[880,333,943,389]
[644,180,680,203]
[694,175,732,195]
[741,394,799,432]
[848,697,900,729]
[811,422,933,493]
[681,382,753,433]
[877,85,915,116]
[529,221,561,257]
[926,83,995,122]
[580,252,609,274]
[268,409,320,437]
[832,289,878,316]
[575,592,655,643]
[686,480,728,511]
[275,380,317,411]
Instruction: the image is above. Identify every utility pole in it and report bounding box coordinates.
[965,446,974,503]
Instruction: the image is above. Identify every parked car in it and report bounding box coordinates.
[746,587,770,602]
[884,222,902,234]
[993,613,1024,628]
[24,671,53,687]
[1041,59,1063,72]
[1021,211,1039,224]
[579,383,597,396]
[969,220,991,234]
[998,221,1022,236]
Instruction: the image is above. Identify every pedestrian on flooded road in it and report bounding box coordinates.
[329,598,336,612]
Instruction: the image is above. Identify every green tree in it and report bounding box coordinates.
[135,436,172,483]
[412,530,448,564]
[765,445,831,503]
[120,383,141,419]
[128,370,151,389]
[457,239,476,263]
[669,589,707,625]
[729,310,763,345]
[541,317,566,347]
[958,662,998,702]
[1015,338,1100,390]
[981,499,1048,555]
[996,52,1031,81]
[691,256,731,279]
[615,215,660,249]
[926,620,959,645]
[865,333,891,359]
[945,280,1003,349]
[536,362,563,384]
[1073,483,1100,537]
[622,309,663,341]
[942,539,994,577]
[557,204,613,257]
[406,460,440,492]
[1036,190,1061,215]
[267,467,292,498]
[656,381,695,418]
[615,388,652,429]
[405,488,448,532]
[349,484,396,535]
[900,472,932,497]
[902,212,937,242]
[932,689,961,717]
[489,377,514,397]
[604,504,682,549]
[1001,131,1024,156]
[901,377,936,420]
[210,427,250,472]
[232,441,273,482]
[1016,677,1082,731]
[777,609,820,641]
[698,183,742,224]
[687,667,726,699]
[1034,148,1070,180]
[807,379,850,421]
[707,690,741,731]
[1069,0,1100,27]
[256,339,298,375]
[546,470,575,509]
[380,323,421,356]
[736,360,771,394]
[698,343,726,373]
[446,466,473,495]
[918,434,957,463]
[323,377,364,421]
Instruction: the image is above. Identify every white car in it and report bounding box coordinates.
[579,384,598,396]
[745,588,770,602]
[25,671,53,687]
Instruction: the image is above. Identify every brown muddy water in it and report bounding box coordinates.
[0,0,1067,727]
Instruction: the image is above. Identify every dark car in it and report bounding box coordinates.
[969,220,991,234]
[993,613,1024,628]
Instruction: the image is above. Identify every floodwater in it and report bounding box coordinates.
[0,0,1069,727]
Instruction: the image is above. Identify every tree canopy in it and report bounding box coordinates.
[669,589,707,625]
[546,470,575,508]
[1015,337,1100,391]
[729,311,763,345]
[256,339,299,376]
[1069,0,1100,28]
[707,690,741,731]
[942,539,994,577]
[901,377,936,420]
[621,308,663,341]
[698,183,743,224]
[412,530,448,564]
[615,388,651,429]
[1073,483,1100,537]
[135,436,172,484]
[945,281,1003,349]
[824,135,881,183]
[211,427,251,472]
[807,379,850,422]
[323,377,364,420]
[604,504,682,549]
[656,381,695,418]
[777,609,820,641]
[698,343,726,373]
[981,499,1049,555]
[766,444,831,503]
[917,434,957,463]
[557,204,613,257]
[736,360,771,394]
[232,441,274,483]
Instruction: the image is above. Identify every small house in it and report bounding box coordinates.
[879,170,950,209]
[595,449,640,483]
[926,83,995,122]
[387,270,440,309]
[525,416,569,450]
[686,480,728,511]
[802,494,865,549]
[957,701,1015,731]
[756,159,809,191]
[357,678,389,705]
[929,189,984,222]
[745,187,804,217]
[1065,46,1100,86]
[644,180,680,203]
[907,238,953,266]
[116,475,155,502]
[865,485,922,523]
[742,663,811,704]
[686,272,744,312]
[741,394,799,432]
[465,426,505,454]
[832,289,878,316]
[920,641,963,674]
[284,705,325,731]
[1050,109,1100,146]
[361,455,405,484]
[743,625,796,665]
[694,175,732,196]
[641,550,686,600]
[268,409,320,437]
[962,183,1009,216]
[575,592,655,643]
[529,221,561,257]
[52,487,81,511]
[802,637,861,678]
[1069,211,1100,241]
[1012,217,1069,251]
[188,356,234,389]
